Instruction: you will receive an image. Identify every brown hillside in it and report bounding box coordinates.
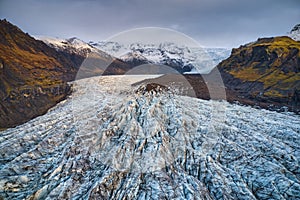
[0,19,138,128]
[0,19,84,128]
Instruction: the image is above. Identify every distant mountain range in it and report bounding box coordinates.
[39,37,231,74]
[34,36,133,78]
[91,41,231,73]
[0,19,299,128]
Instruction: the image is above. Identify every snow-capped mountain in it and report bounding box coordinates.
[35,36,98,57]
[289,24,300,41]
[36,37,231,74]
[91,41,231,74]
[35,36,137,78]
[1,75,299,199]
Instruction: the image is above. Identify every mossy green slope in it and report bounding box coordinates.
[218,36,300,111]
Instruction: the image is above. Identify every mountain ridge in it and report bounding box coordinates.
[91,41,231,74]
[217,36,300,112]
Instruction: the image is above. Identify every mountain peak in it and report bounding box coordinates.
[36,36,96,57]
[289,23,300,41]
[291,23,300,32]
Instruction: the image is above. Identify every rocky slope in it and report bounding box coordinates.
[217,36,300,113]
[0,19,86,129]
[0,75,299,199]
[0,20,136,129]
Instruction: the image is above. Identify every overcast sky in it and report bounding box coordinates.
[0,0,299,48]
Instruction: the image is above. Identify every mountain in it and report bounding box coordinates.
[0,19,84,129]
[37,36,137,78]
[217,36,300,113]
[0,20,140,129]
[35,36,95,57]
[38,38,231,75]
[0,75,299,199]
[289,23,300,41]
[36,27,299,114]
[91,41,231,74]
[134,35,300,113]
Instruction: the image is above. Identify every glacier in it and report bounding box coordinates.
[0,75,299,199]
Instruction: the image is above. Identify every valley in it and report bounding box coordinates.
[0,18,300,200]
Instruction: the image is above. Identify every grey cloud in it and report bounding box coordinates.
[0,0,299,47]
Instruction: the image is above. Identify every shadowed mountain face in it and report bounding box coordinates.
[0,19,85,128]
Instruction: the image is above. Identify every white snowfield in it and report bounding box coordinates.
[289,24,300,41]
[36,36,95,52]
[93,41,231,73]
[0,75,299,199]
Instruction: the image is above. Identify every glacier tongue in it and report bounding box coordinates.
[0,75,300,199]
